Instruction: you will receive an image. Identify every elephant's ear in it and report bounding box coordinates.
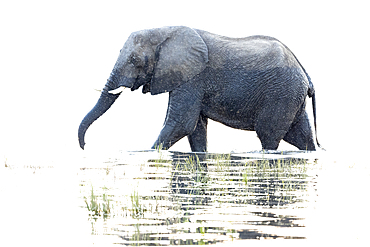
[149,26,208,95]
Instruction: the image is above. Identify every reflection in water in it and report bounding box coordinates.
[79,150,319,244]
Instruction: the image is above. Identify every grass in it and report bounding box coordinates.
[131,190,145,219]
[84,185,112,218]
[213,153,231,172]
[84,185,146,219]
[152,143,173,165]
[242,157,311,206]
[183,154,201,171]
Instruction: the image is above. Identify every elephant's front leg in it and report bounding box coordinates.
[187,114,208,152]
[152,83,203,150]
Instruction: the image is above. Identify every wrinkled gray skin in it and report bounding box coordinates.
[78,26,321,152]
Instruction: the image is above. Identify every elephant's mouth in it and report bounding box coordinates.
[107,69,153,95]
[130,72,153,92]
[107,71,137,90]
[117,77,137,90]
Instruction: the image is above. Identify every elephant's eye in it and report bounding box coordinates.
[130,55,143,67]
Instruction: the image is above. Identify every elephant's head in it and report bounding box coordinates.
[78,26,209,149]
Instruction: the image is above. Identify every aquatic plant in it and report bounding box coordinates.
[243,167,250,186]
[84,185,112,218]
[152,143,173,165]
[130,190,145,219]
[184,154,201,170]
[242,157,311,207]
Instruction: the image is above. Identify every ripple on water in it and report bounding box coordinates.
[78,150,321,244]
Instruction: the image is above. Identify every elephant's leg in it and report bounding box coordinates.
[152,83,203,150]
[256,126,287,150]
[187,114,208,152]
[152,123,186,150]
[255,104,296,150]
[283,111,316,151]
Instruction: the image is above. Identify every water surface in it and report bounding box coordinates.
[79,150,319,244]
[1,150,368,245]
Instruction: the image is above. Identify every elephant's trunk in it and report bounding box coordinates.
[78,88,120,149]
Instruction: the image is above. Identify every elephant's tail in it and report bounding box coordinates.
[311,91,323,149]
[302,70,323,149]
[300,68,323,150]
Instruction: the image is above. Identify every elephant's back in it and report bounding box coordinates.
[196,29,300,72]
[197,29,309,98]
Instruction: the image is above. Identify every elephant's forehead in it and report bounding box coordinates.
[126,30,151,46]
[122,32,150,55]
[122,36,136,52]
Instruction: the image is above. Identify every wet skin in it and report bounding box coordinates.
[78,26,321,152]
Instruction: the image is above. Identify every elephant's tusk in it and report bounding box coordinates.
[109,86,126,94]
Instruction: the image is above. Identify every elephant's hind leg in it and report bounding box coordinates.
[255,103,296,150]
[187,114,208,152]
[256,127,287,150]
[283,111,316,151]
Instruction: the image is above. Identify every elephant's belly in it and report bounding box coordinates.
[201,104,256,131]
[201,81,259,131]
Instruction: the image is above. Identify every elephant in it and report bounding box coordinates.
[78,26,321,152]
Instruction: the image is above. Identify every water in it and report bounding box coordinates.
[1,150,368,245]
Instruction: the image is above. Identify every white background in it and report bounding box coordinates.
[1,0,369,165]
